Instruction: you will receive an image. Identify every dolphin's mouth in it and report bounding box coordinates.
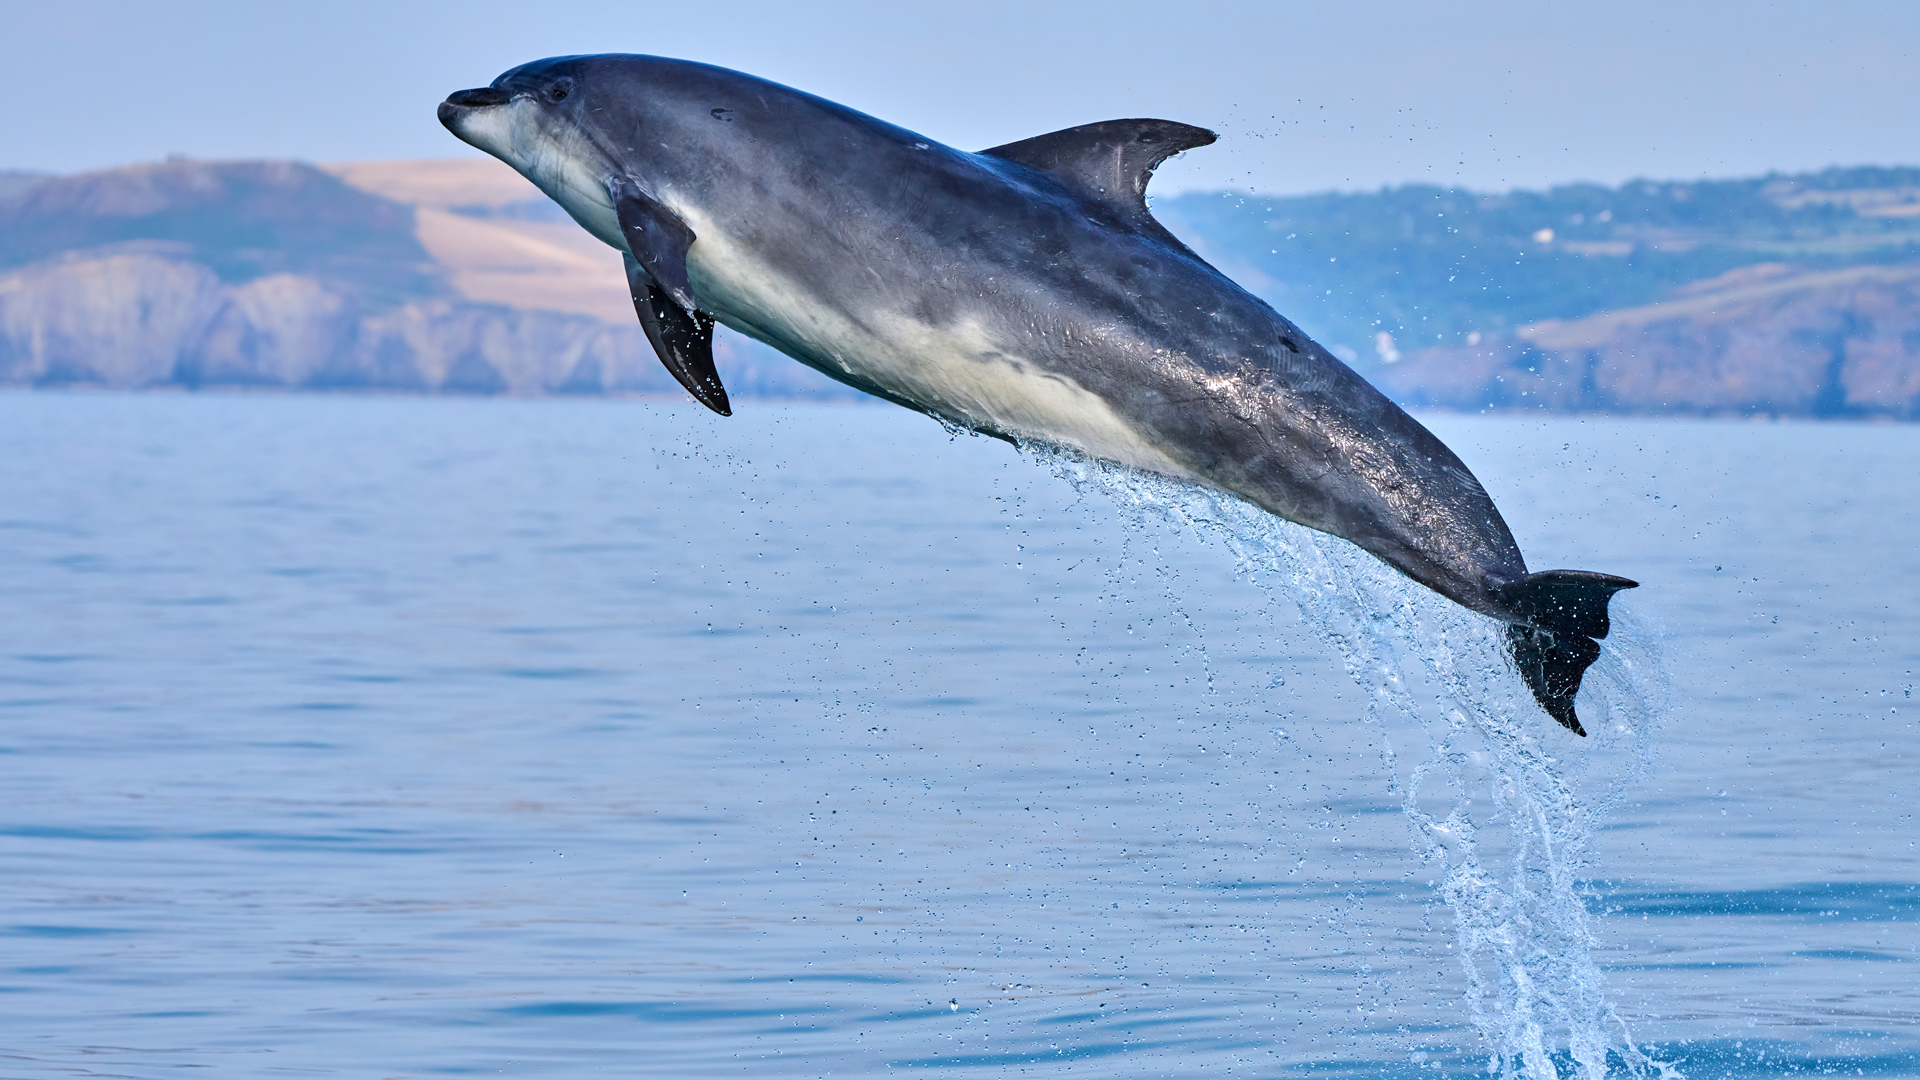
[438,87,512,131]
[444,87,511,108]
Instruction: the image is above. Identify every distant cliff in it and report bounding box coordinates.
[1373,263,1920,418]
[2,247,650,393]
[0,158,855,398]
[4,156,1919,417]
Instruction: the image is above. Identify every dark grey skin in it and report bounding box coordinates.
[439,54,1634,733]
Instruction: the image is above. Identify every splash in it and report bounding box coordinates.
[1029,442,1679,1080]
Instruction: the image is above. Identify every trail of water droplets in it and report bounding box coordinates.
[1029,442,1680,1080]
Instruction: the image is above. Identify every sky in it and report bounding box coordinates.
[5,0,1916,196]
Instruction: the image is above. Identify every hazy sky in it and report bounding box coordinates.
[6,0,1915,195]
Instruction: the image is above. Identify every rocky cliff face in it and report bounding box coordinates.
[1376,264,1920,418]
[0,247,666,393]
[0,158,853,399]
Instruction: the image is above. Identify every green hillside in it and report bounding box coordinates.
[1156,166,1920,365]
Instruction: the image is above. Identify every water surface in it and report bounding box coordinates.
[1,392,1914,1077]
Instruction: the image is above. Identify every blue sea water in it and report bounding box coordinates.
[0,391,1914,1078]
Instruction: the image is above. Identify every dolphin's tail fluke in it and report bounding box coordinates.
[1496,570,1639,735]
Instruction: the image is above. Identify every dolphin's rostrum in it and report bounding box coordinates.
[439,55,1636,734]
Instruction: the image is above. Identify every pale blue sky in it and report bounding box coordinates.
[6,0,1915,194]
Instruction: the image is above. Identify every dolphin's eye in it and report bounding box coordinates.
[547,82,572,102]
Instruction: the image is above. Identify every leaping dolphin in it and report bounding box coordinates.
[438,54,1636,735]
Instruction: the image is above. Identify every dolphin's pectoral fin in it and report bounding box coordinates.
[609,176,699,312]
[610,178,730,414]
[624,252,731,416]
[980,120,1216,232]
[1498,570,1639,735]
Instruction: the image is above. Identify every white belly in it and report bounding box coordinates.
[681,217,1201,483]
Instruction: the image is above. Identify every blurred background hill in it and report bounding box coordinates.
[1157,170,1920,418]
[3,155,1917,417]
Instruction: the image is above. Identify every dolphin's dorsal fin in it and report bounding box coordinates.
[980,119,1216,227]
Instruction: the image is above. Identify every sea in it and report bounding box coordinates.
[1,390,1914,1079]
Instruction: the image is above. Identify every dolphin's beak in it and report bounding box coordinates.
[437,87,512,133]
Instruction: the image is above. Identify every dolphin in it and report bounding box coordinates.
[438,54,1636,735]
